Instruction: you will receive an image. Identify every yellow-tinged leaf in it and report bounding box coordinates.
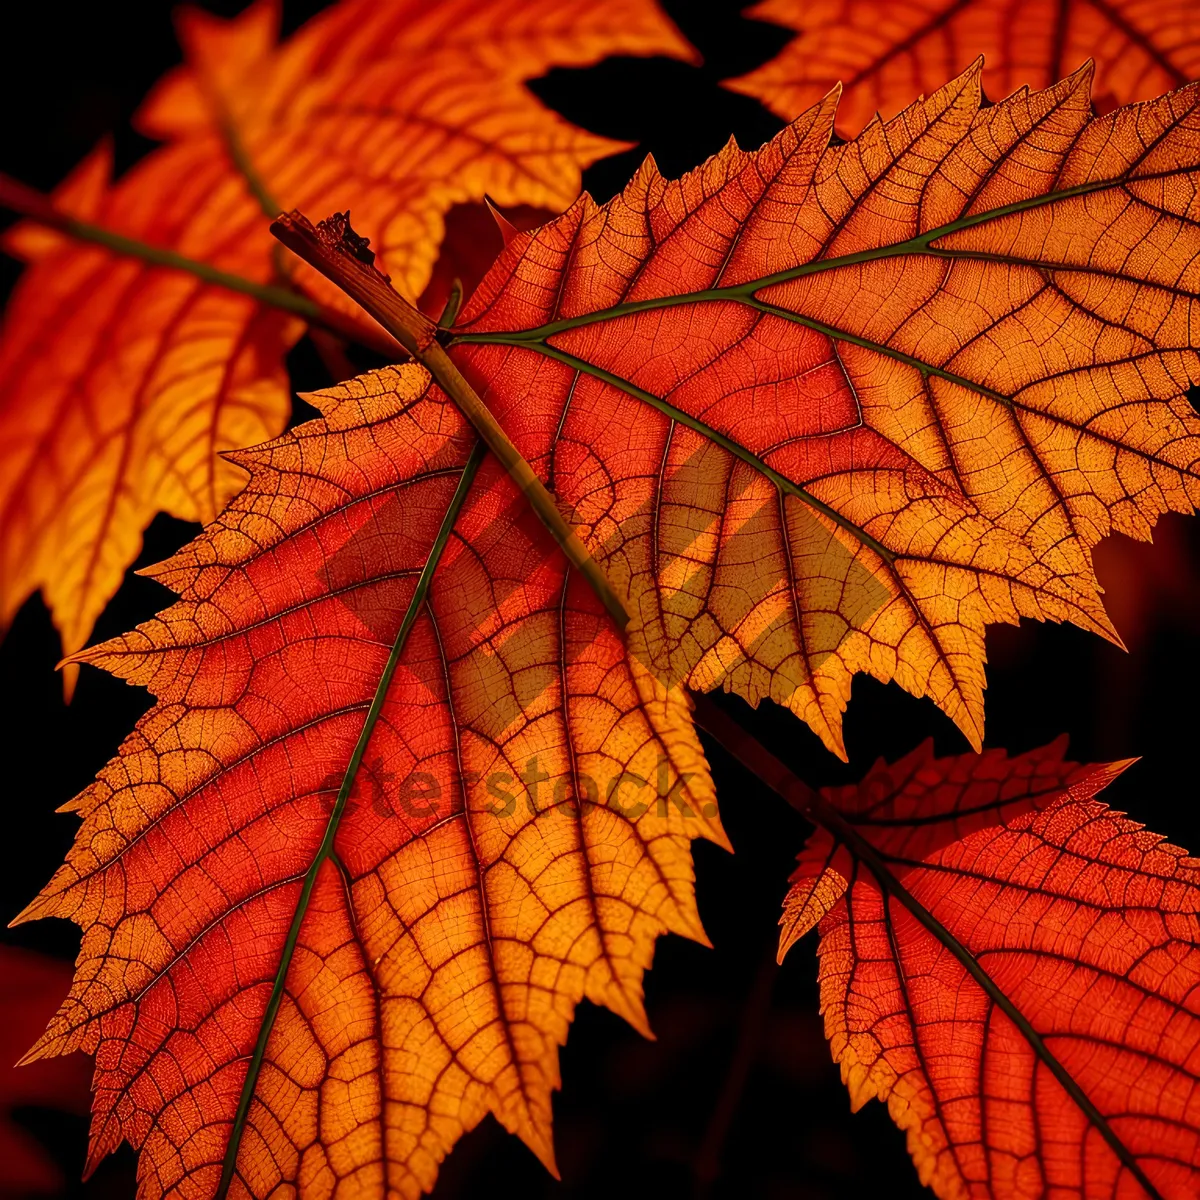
[449,65,1200,754]
[0,0,695,684]
[18,364,724,1199]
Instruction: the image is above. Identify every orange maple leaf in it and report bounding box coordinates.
[0,0,694,692]
[17,62,1200,1198]
[14,364,725,1199]
[446,64,1200,756]
[727,0,1200,136]
[766,735,1200,1200]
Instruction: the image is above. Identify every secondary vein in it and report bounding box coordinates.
[463,338,898,566]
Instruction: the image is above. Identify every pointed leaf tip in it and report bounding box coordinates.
[484,195,521,248]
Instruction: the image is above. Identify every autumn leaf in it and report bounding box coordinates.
[13,364,725,1199]
[0,946,91,1196]
[727,0,1200,136]
[759,735,1200,1200]
[0,145,306,701]
[18,61,1200,1199]
[447,63,1200,757]
[0,0,695,691]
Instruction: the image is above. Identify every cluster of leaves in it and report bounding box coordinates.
[0,0,694,693]
[3,1,1200,1198]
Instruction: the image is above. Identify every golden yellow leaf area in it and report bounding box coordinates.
[0,144,303,696]
[0,0,695,688]
[449,63,1200,756]
[16,365,725,1199]
[137,0,695,302]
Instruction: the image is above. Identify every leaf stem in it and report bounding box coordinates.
[186,41,282,221]
[0,172,405,359]
[217,114,283,221]
[469,338,897,565]
[448,168,1158,350]
[270,210,630,631]
[438,277,464,329]
[689,691,1166,1200]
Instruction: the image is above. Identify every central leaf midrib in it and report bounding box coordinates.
[449,152,1199,575]
[214,440,485,1200]
[825,792,1169,1200]
[452,164,1182,345]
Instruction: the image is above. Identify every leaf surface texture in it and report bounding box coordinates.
[18,366,723,1199]
[782,740,1200,1199]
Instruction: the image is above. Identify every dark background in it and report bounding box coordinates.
[3,2,1200,1197]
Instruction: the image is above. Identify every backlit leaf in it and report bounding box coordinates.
[15,365,724,1199]
[448,64,1200,756]
[780,739,1200,1199]
[0,0,694,685]
[728,0,1200,136]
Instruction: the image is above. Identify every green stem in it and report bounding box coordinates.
[468,338,897,565]
[438,277,464,329]
[450,170,1167,348]
[0,173,315,315]
[217,114,283,221]
[271,210,631,631]
[743,294,1011,404]
[215,440,485,1200]
[0,173,404,359]
[187,41,282,221]
[690,692,1165,1200]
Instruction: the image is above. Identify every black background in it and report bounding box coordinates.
[3,2,1200,1197]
